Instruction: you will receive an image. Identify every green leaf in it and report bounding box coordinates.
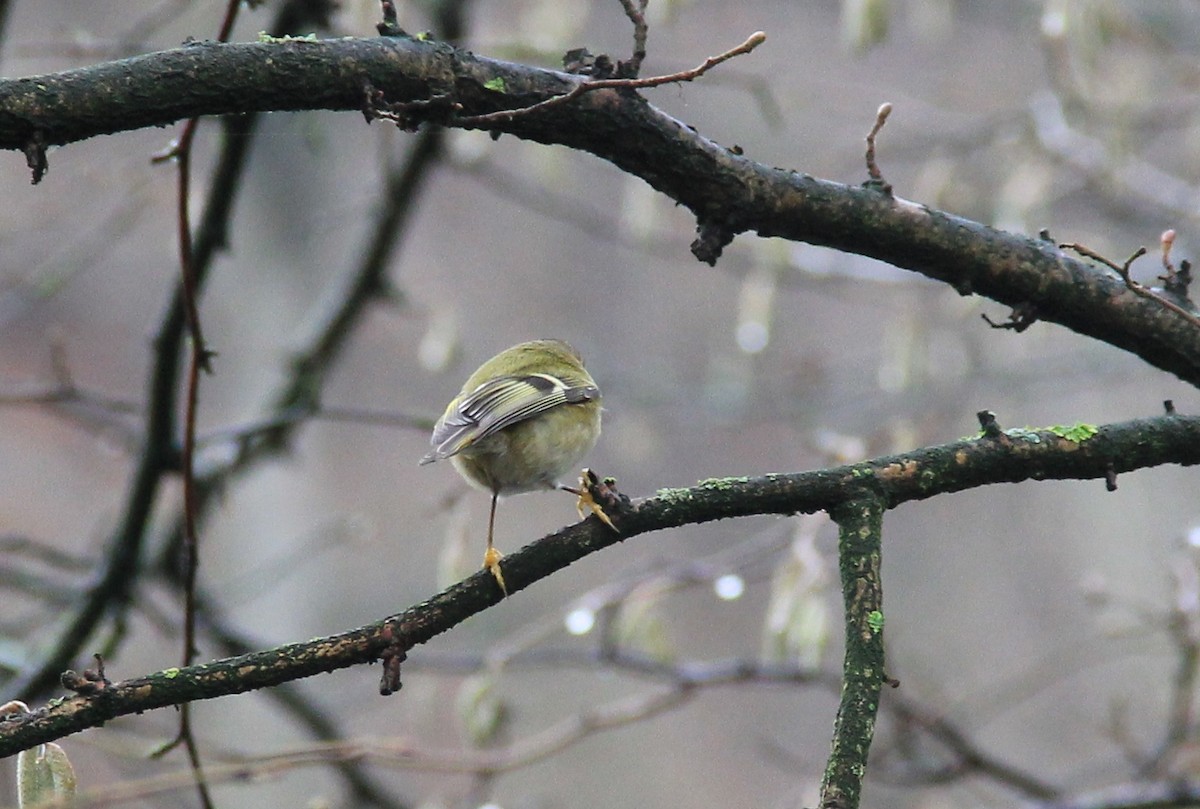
[456,674,508,747]
[483,77,507,93]
[17,743,77,808]
[762,519,832,669]
[842,0,891,53]
[613,589,675,663]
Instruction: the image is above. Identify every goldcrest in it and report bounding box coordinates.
[420,339,603,593]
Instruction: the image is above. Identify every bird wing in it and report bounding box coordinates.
[420,373,599,463]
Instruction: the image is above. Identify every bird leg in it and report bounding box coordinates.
[484,491,507,595]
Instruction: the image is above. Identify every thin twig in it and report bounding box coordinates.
[454,31,766,128]
[865,101,892,186]
[1135,542,1200,777]
[148,3,245,806]
[1060,241,1200,328]
[616,0,649,76]
[150,94,447,809]
[1161,229,1177,276]
[5,0,333,711]
[878,689,1060,798]
[377,0,403,36]
[1157,228,1194,299]
[0,381,139,412]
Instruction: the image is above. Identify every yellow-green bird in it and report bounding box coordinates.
[420,339,609,593]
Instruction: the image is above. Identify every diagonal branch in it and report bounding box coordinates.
[2,412,1199,757]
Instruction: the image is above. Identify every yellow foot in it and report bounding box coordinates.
[573,468,618,532]
[484,546,507,595]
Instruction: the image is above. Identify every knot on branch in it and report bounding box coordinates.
[23,130,48,185]
[562,48,616,78]
[692,220,735,265]
[61,654,111,696]
[376,0,406,37]
[1158,230,1195,306]
[1061,239,1200,329]
[378,623,408,696]
[982,302,1039,332]
[362,82,460,131]
[976,410,1011,444]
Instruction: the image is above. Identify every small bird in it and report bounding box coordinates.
[420,339,608,594]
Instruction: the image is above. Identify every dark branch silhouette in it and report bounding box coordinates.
[2,35,1198,387]
[2,412,1198,757]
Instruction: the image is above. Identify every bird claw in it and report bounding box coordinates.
[573,468,619,532]
[483,546,507,595]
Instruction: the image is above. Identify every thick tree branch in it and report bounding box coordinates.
[2,36,1199,386]
[1,412,1197,757]
[0,37,499,148]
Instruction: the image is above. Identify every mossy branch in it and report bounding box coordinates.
[1,412,1197,758]
[821,496,886,809]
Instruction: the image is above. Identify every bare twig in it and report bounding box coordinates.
[0,340,142,448]
[616,0,649,76]
[149,64,448,809]
[1161,229,1177,274]
[1157,228,1195,300]
[147,3,246,806]
[0,381,140,443]
[5,0,336,712]
[865,101,892,187]
[877,688,1060,798]
[377,0,404,36]
[1129,540,1200,777]
[454,31,767,128]
[982,301,1039,332]
[9,685,690,809]
[1060,241,1200,328]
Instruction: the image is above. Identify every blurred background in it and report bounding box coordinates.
[2,1,1200,807]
